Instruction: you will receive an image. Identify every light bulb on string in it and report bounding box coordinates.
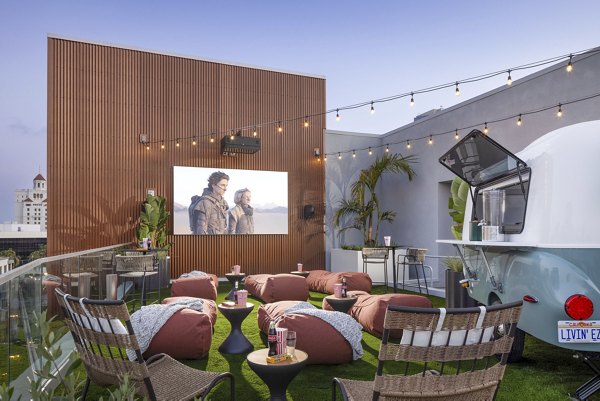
[230,131,235,140]
[454,129,459,140]
[304,117,309,128]
[385,144,389,153]
[336,109,340,121]
[146,144,150,150]
[517,114,522,126]
[338,152,342,160]
[176,138,180,147]
[557,103,563,117]
[455,82,460,96]
[253,127,257,137]
[161,141,165,150]
[370,101,375,114]
[192,136,197,146]
[210,134,215,143]
[410,92,415,107]
[566,55,573,72]
[368,147,372,155]
[324,155,327,162]
[507,70,512,86]
[428,135,433,145]
[277,121,283,133]
[352,150,356,158]
[484,122,489,134]
[406,140,411,149]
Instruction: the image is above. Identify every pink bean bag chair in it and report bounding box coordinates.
[170,273,219,301]
[258,301,354,365]
[306,270,372,294]
[143,296,217,360]
[323,290,432,338]
[244,274,309,303]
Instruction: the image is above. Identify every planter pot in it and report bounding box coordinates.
[445,270,477,308]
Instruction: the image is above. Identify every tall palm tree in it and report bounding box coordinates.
[334,153,416,246]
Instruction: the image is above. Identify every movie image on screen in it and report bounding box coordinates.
[173,166,288,235]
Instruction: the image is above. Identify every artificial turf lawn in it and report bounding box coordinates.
[77,284,595,400]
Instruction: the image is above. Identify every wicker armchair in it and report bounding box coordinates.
[55,288,234,401]
[332,301,523,401]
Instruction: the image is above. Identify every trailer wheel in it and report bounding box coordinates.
[491,298,526,363]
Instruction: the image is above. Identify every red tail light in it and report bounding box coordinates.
[564,294,593,320]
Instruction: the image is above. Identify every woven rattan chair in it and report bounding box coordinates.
[332,300,523,401]
[55,288,234,401]
[362,248,389,292]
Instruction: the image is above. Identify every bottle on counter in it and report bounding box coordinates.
[268,320,278,356]
[341,276,348,297]
[233,281,239,304]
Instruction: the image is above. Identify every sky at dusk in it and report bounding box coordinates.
[1,0,600,222]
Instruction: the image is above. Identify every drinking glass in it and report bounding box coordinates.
[286,331,297,358]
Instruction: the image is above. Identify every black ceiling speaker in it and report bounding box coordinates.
[220,135,261,155]
[303,204,315,219]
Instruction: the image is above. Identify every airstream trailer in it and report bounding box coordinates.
[438,121,600,396]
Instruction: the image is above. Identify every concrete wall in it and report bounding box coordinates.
[325,50,600,281]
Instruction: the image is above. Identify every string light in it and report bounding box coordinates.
[230,131,235,140]
[370,101,375,114]
[454,129,459,140]
[192,136,197,146]
[176,138,180,147]
[428,136,433,145]
[507,70,513,86]
[146,144,150,150]
[484,122,489,134]
[161,141,165,150]
[304,117,309,127]
[455,82,460,96]
[385,144,389,152]
[517,114,522,126]
[338,152,342,160]
[557,103,563,117]
[324,155,327,161]
[210,134,215,143]
[406,140,411,149]
[368,147,372,155]
[253,127,257,137]
[566,55,573,72]
[352,150,356,158]
[336,109,340,121]
[277,121,283,133]
[410,92,415,107]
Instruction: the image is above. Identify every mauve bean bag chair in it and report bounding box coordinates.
[323,290,432,338]
[170,274,219,301]
[306,270,372,294]
[143,297,217,360]
[258,301,354,365]
[245,274,309,303]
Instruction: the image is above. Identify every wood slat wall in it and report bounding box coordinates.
[47,37,326,278]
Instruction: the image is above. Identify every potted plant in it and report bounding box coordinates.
[333,153,416,247]
[443,256,476,308]
[136,194,170,249]
[448,176,469,240]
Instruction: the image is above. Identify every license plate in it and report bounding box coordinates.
[558,320,600,343]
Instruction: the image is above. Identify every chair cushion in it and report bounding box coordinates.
[244,274,309,303]
[143,297,217,360]
[306,270,372,294]
[323,291,432,338]
[170,274,219,301]
[258,301,353,365]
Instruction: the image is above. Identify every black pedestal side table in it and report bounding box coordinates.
[247,348,308,401]
[224,273,246,301]
[324,295,358,314]
[218,302,254,354]
[289,270,309,278]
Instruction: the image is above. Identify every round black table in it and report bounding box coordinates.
[225,273,246,301]
[289,270,309,278]
[218,302,254,354]
[247,348,308,401]
[324,295,358,314]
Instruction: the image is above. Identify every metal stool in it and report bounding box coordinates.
[397,248,432,295]
[362,248,389,292]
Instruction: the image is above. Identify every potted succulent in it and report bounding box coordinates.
[444,256,476,308]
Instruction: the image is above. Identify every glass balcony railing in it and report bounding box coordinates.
[0,243,138,398]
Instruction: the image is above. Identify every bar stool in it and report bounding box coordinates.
[362,248,389,292]
[397,248,432,295]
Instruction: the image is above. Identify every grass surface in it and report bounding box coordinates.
[77,285,595,401]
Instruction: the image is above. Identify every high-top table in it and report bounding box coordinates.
[224,272,246,301]
[247,348,308,401]
[217,302,254,354]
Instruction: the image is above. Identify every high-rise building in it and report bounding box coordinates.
[15,174,47,231]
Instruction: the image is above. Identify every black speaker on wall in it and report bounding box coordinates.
[303,204,315,219]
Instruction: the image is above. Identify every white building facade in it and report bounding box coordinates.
[0,256,15,275]
[15,174,47,231]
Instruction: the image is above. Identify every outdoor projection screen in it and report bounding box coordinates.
[173,166,288,235]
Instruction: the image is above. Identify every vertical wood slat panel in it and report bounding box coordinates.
[48,37,326,278]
